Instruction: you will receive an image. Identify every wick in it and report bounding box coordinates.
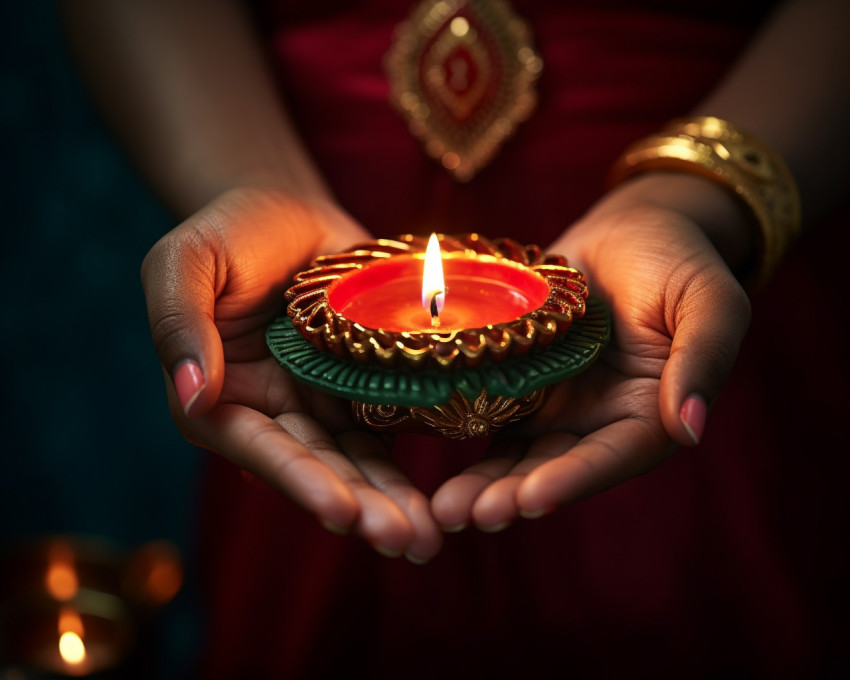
[430,293,441,328]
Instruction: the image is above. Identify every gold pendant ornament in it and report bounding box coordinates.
[385,0,543,181]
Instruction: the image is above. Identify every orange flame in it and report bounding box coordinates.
[58,607,87,668]
[144,559,183,605]
[45,541,79,602]
[46,561,79,602]
[58,607,85,636]
[59,631,87,665]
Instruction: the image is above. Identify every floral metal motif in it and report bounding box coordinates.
[385,0,543,181]
[353,387,547,439]
[285,233,588,370]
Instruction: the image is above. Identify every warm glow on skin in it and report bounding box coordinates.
[422,233,446,325]
[59,631,86,665]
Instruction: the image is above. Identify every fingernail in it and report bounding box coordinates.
[441,523,467,534]
[174,360,205,417]
[320,519,349,536]
[478,521,511,534]
[519,506,551,520]
[405,552,430,566]
[373,545,403,559]
[680,394,707,445]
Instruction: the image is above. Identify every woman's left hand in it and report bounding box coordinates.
[431,180,753,531]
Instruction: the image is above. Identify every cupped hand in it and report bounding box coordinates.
[432,183,752,532]
[142,187,442,561]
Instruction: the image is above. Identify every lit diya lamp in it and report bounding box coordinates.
[267,233,610,439]
[0,536,182,677]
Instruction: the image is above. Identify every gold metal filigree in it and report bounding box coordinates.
[609,116,801,288]
[285,233,588,370]
[385,0,543,181]
[353,387,547,439]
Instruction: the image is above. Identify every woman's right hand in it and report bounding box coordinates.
[141,187,443,563]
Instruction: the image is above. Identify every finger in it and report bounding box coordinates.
[275,414,415,557]
[660,268,751,446]
[185,404,359,529]
[430,439,525,531]
[516,418,670,514]
[142,227,224,417]
[470,432,582,530]
[340,431,442,564]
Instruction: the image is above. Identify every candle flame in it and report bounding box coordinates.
[59,631,87,665]
[422,233,445,326]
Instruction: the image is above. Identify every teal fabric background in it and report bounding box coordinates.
[0,3,200,674]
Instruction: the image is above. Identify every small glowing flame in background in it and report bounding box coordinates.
[45,543,79,602]
[143,557,183,605]
[59,631,86,665]
[58,607,86,666]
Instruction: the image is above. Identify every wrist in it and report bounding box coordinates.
[605,117,801,288]
[589,173,757,274]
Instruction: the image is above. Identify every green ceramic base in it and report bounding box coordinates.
[266,297,611,408]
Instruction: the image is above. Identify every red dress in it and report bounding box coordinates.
[198,2,850,677]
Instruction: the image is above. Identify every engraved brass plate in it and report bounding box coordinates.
[353,387,547,439]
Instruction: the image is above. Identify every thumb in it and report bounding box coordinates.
[141,230,225,418]
[659,268,751,446]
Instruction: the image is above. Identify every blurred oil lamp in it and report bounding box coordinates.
[0,536,182,677]
[268,233,610,439]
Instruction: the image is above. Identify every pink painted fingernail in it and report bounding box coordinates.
[680,394,707,445]
[174,360,205,417]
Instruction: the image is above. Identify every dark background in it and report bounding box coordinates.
[1,3,201,674]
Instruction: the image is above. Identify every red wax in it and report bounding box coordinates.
[327,254,550,333]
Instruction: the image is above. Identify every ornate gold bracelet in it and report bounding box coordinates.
[608,116,801,287]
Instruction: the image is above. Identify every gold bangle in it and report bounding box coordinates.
[608,116,801,287]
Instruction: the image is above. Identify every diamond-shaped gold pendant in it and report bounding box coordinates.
[385,0,543,181]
